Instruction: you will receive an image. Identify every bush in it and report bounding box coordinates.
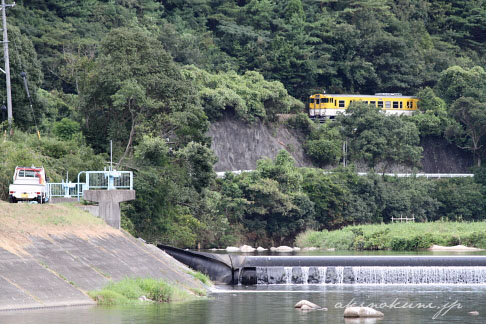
[52,118,81,141]
[295,229,355,250]
[286,113,315,135]
[89,278,200,305]
[137,278,175,302]
[89,289,129,305]
[296,222,486,251]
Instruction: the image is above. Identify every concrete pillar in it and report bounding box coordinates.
[83,190,135,229]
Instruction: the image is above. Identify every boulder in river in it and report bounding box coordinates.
[300,305,313,311]
[294,300,320,309]
[256,246,267,252]
[344,307,384,318]
[138,295,152,302]
[240,245,256,252]
[428,245,483,251]
[275,246,294,252]
[226,246,240,252]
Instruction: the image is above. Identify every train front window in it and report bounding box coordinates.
[309,98,314,104]
[315,98,320,105]
[19,170,36,178]
[322,98,329,103]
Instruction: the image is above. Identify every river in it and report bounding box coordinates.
[1,284,484,324]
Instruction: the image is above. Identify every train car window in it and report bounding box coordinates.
[393,101,399,109]
[385,101,391,109]
[363,101,368,104]
[335,100,337,107]
[331,98,334,103]
[378,101,383,108]
[400,102,403,109]
[339,100,345,108]
[370,101,376,106]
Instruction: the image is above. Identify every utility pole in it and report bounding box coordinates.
[1,0,15,135]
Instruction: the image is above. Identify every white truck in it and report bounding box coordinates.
[8,166,48,203]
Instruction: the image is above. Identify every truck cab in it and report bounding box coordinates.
[8,166,47,203]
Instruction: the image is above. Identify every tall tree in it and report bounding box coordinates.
[449,97,486,167]
[338,103,423,172]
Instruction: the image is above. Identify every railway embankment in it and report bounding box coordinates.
[0,202,205,311]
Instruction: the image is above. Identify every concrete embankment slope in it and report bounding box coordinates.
[0,202,205,311]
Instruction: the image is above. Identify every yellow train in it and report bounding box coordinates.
[308,93,419,120]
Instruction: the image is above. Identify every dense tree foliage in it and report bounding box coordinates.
[1,1,486,248]
[214,153,485,246]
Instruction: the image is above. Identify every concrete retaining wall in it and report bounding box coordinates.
[0,232,205,311]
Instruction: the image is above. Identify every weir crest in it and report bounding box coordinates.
[249,266,486,285]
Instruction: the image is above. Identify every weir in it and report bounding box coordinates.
[158,246,486,285]
[251,266,486,285]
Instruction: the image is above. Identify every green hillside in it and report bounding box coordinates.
[1,0,486,247]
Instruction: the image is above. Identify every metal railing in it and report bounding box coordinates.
[46,170,133,200]
[83,171,133,190]
[47,182,84,199]
[216,170,474,179]
[391,216,415,223]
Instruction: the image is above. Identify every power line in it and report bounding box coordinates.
[1,0,15,135]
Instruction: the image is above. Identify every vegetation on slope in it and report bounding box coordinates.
[1,1,486,248]
[214,151,486,247]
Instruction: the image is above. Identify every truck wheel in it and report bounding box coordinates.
[8,196,16,203]
[37,196,43,204]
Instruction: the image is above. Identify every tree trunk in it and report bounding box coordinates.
[117,111,136,168]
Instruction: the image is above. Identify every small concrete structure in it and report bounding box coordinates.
[83,190,135,229]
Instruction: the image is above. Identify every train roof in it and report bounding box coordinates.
[311,93,417,99]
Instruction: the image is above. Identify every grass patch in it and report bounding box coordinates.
[187,270,212,286]
[89,278,202,305]
[190,288,207,296]
[295,221,486,251]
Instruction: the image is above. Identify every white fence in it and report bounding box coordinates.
[216,170,474,179]
[47,170,133,200]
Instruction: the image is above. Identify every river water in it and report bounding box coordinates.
[1,284,484,324]
[2,251,485,323]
